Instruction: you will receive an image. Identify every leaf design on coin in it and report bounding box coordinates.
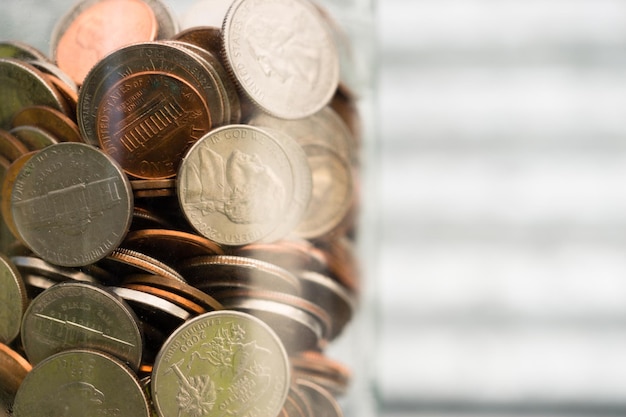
[167,359,217,417]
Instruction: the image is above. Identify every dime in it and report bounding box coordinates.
[54,0,158,85]
[0,343,31,396]
[152,310,290,417]
[12,349,151,417]
[21,281,144,370]
[95,71,212,179]
[0,254,27,344]
[11,142,134,267]
[12,105,82,143]
[177,125,296,246]
[222,0,340,119]
[0,58,70,129]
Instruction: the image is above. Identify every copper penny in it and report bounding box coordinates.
[0,342,31,396]
[55,0,158,85]
[96,71,212,179]
[0,129,28,162]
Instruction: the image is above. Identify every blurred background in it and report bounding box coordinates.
[377,0,626,416]
[5,0,626,416]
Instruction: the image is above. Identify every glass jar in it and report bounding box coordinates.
[0,1,377,417]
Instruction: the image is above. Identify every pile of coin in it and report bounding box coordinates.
[0,0,363,416]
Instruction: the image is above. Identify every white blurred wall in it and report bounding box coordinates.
[377,1,626,415]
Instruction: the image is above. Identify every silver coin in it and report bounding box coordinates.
[222,0,340,119]
[152,310,290,417]
[13,349,151,417]
[21,281,144,370]
[11,142,134,267]
[177,125,296,246]
[0,253,27,344]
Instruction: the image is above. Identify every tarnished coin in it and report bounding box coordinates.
[0,253,27,344]
[1,152,35,242]
[12,105,82,143]
[0,129,29,162]
[0,58,70,129]
[222,0,339,119]
[177,125,296,246]
[173,26,223,58]
[13,349,151,417]
[0,343,31,396]
[152,310,290,417]
[54,0,158,85]
[96,71,212,179]
[0,41,49,62]
[21,281,144,370]
[10,125,59,150]
[11,142,134,267]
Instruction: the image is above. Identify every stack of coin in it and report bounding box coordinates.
[0,0,363,416]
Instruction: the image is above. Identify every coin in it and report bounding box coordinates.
[0,41,49,62]
[54,0,158,85]
[12,349,151,417]
[10,125,59,150]
[78,41,225,147]
[0,253,27,344]
[216,288,331,353]
[0,152,35,242]
[222,0,340,119]
[177,125,296,246]
[0,129,29,162]
[11,255,108,284]
[233,239,327,274]
[295,379,343,417]
[122,228,225,265]
[151,310,290,417]
[122,274,224,312]
[173,26,223,59]
[12,105,82,143]
[21,280,144,370]
[294,145,354,240]
[11,142,134,267]
[178,255,301,296]
[95,71,212,179]
[290,351,351,397]
[0,342,31,396]
[0,58,70,129]
[100,247,186,283]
